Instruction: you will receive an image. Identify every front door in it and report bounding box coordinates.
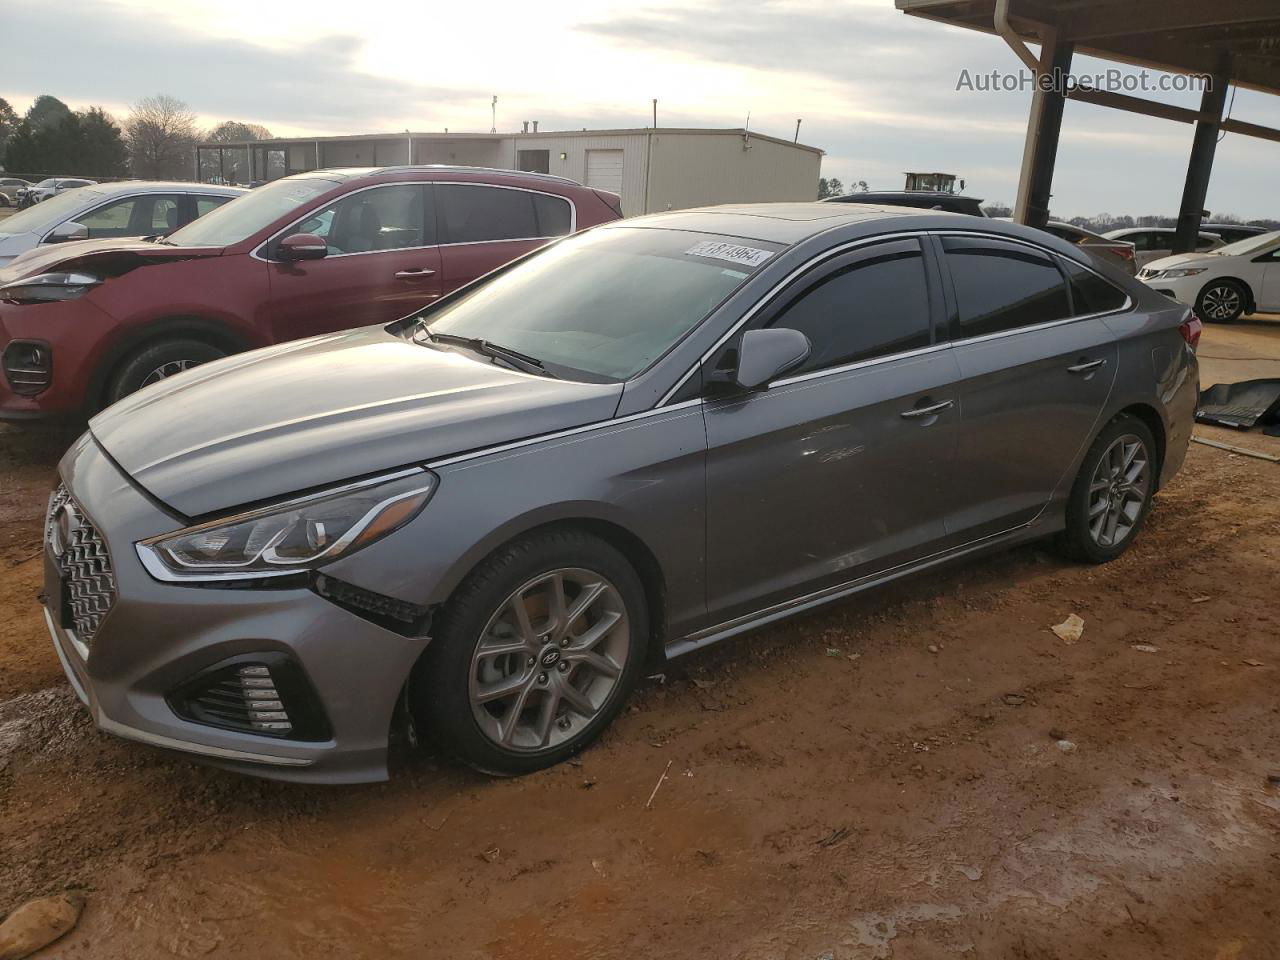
[266,183,442,342]
[703,237,960,624]
[937,236,1120,542]
[1254,246,1280,311]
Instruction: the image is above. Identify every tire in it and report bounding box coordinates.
[1196,279,1247,323]
[412,529,649,775]
[1059,415,1158,564]
[105,338,227,405]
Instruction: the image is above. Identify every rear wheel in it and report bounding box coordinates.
[105,339,227,406]
[412,529,648,775]
[1196,279,1247,323]
[1059,416,1157,564]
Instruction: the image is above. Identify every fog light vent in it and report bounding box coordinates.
[3,340,52,396]
[313,573,430,633]
[168,654,332,741]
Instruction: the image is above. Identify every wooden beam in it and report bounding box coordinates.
[1221,117,1280,143]
[1065,88,1208,125]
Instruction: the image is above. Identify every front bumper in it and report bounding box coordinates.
[1139,277,1199,306]
[44,432,429,783]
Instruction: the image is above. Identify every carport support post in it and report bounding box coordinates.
[1013,31,1074,229]
[1173,62,1232,255]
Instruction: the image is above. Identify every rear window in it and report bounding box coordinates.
[437,184,570,244]
[943,237,1071,337]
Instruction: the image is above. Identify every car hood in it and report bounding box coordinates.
[1142,252,1218,272]
[90,325,623,518]
[0,237,223,283]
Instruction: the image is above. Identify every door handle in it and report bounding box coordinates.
[1067,358,1107,374]
[395,268,437,279]
[900,399,954,419]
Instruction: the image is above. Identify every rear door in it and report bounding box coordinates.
[434,183,572,292]
[266,182,443,341]
[936,235,1121,543]
[702,237,960,623]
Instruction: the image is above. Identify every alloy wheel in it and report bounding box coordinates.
[140,359,201,387]
[1201,284,1242,321]
[1087,434,1150,548]
[468,568,630,752]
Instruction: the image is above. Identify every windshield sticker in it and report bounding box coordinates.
[685,240,773,268]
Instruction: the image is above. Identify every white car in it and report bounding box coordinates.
[1103,227,1224,267]
[1138,231,1280,323]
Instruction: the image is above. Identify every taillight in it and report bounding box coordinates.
[1110,245,1135,262]
[592,188,623,218]
[1180,313,1203,350]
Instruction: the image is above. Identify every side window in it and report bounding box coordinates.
[1195,235,1217,251]
[281,184,431,255]
[147,196,182,232]
[1063,260,1128,316]
[77,197,139,238]
[943,237,1071,337]
[437,184,539,244]
[765,241,932,376]
[195,196,232,218]
[532,193,572,237]
[1126,232,1152,252]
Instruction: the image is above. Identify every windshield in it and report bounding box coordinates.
[34,179,57,188]
[0,188,102,235]
[1215,231,1280,257]
[423,226,779,381]
[164,177,340,248]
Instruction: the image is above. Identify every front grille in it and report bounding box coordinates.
[3,340,53,396]
[169,654,332,742]
[47,484,116,644]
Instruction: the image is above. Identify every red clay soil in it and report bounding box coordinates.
[1,422,1278,959]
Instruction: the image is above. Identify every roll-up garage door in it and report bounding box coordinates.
[585,149,625,195]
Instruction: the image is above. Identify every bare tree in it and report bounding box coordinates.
[206,120,273,143]
[125,94,199,179]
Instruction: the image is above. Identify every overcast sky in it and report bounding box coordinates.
[7,0,1280,219]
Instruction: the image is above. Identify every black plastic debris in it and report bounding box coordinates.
[1196,379,1280,430]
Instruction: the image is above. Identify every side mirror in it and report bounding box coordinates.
[46,221,89,244]
[734,328,811,390]
[279,233,328,261]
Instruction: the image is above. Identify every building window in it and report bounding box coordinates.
[517,150,550,174]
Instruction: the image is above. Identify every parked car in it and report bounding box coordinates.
[16,177,97,209]
[1138,230,1280,322]
[0,166,622,420]
[1103,227,1224,267]
[823,191,986,217]
[42,204,1199,782]
[0,177,33,207]
[0,181,244,268]
[1199,223,1271,246]
[998,219,1137,275]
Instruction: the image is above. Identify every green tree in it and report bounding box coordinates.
[78,108,129,177]
[3,107,128,177]
[0,98,19,167]
[26,95,71,131]
[817,176,845,199]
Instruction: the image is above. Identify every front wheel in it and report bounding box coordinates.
[105,338,228,406]
[412,529,648,775]
[1197,279,1247,323]
[1059,416,1157,564]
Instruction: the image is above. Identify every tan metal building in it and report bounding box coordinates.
[196,128,824,217]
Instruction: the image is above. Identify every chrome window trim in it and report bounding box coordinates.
[658,227,1134,405]
[768,341,954,390]
[38,190,187,244]
[251,179,577,264]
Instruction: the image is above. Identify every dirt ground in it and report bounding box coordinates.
[2,322,1279,959]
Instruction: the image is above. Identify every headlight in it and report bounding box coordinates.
[1158,268,1208,280]
[0,271,102,304]
[137,469,437,582]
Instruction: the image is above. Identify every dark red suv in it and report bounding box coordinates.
[0,166,622,419]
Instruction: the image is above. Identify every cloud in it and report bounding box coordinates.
[3,0,485,133]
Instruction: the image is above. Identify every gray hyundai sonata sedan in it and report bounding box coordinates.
[43,203,1199,782]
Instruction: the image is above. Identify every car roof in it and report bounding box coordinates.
[75,180,247,198]
[603,202,990,245]
[300,165,584,189]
